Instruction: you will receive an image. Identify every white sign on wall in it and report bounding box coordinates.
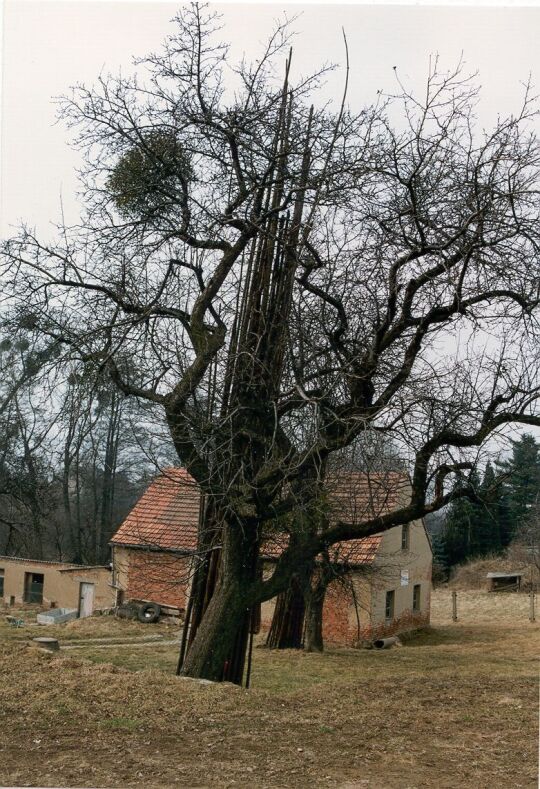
[400,569,409,586]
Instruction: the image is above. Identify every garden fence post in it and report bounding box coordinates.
[529,590,536,623]
[452,591,458,622]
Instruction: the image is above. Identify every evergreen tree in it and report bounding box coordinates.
[440,470,482,568]
[441,436,540,571]
[477,461,504,555]
[497,434,540,545]
[431,530,451,582]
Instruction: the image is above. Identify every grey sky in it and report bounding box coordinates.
[1,1,539,454]
[2,2,540,235]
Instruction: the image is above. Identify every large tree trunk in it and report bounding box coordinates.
[180,520,259,684]
[175,83,312,681]
[180,577,252,681]
[304,580,326,653]
[185,496,223,651]
[266,576,306,649]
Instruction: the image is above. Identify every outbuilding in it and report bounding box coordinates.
[486,572,523,592]
[0,556,113,615]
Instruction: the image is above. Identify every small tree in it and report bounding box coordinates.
[513,499,540,576]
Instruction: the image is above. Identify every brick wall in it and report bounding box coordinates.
[123,547,431,641]
[261,576,426,647]
[126,550,191,610]
[322,582,354,644]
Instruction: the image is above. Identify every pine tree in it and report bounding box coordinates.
[440,470,482,568]
[497,434,540,545]
[477,462,503,555]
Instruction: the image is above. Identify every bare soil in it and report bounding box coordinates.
[0,590,537,788]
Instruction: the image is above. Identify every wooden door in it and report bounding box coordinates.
[24,572,44,604]
[79,583,95,618]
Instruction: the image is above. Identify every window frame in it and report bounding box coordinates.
[413,583,421,613]
[24,572,44,604]
[401,523,410,550]
[385,589,395,621]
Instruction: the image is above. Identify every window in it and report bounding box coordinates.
[0,569,4,598]
[24,572,44,604]
[385,590,395,620]
[401,523,410,550]
[413,584,421,613]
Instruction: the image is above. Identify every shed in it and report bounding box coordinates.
[486,572,523,592]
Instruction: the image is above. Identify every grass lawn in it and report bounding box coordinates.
[0,590,537,788]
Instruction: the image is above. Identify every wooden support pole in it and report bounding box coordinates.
[529,590,536,623]
[244,625,255,689]
[452,590,458,622]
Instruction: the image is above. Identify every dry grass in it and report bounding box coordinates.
[431,587,534,624]
[448,555,539,591]
[1,604,179,643]
[0,590,537,788]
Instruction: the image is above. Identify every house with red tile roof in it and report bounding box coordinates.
[111,468,432,644]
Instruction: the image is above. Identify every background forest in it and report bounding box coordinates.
[428,433,540,577]
[0,338,175,563]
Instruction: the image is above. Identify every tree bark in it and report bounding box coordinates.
[97,392,121,563]
[303,580,326,653]
[266,577,306,649]
[180,576,251,681]
[180,519,259,684]
[303,553,343,653]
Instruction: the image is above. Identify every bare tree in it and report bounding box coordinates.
[0,335,64,558]
[2,6,540,681]
[0,331,156,562]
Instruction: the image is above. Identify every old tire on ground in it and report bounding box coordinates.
[138,603,161,624]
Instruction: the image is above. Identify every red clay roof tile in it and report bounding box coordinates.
[111,468,200,552]
[111,468,409,566]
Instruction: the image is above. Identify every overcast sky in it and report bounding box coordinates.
[1,1,539,452]
[1,1,540,235]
